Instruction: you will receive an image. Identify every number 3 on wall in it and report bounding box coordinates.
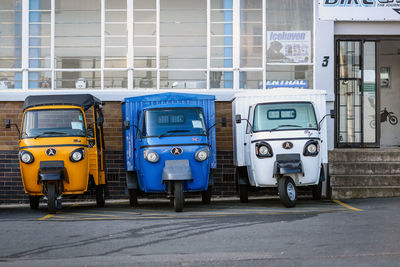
[322,56,329,67]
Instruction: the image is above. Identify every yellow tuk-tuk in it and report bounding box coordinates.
[6,94,107,213]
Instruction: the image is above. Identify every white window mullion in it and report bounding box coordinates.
[22,0,29,91]
[127,0,134,90]
[101,0,105,90]
[262,0,266,90]
[233,0,240,90]
[206,0,210,90]
[51,0,55,89]
[156,0,160,90]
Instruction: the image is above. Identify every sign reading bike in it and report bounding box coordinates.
[318,0,400,21]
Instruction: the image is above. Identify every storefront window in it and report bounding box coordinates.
[134,0,156,68]
[0,0,314,91]
[240,0,262,68]
[0,0,22,70]
[160,0,206,69]
[266,0,313,89]
[55,0,101,69]
[105,0,127,68]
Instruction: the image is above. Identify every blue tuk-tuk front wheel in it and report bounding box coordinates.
[174,181,184,212]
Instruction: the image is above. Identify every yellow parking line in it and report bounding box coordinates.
[333,200,363,211]
[37,214,55,221]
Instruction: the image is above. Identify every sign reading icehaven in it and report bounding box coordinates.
[319,0,400,21]
[267,31,311,64]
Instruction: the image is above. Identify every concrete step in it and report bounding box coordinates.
[329,149,400,163]
[332,186,400,199]
[330,162,400,175]
[331,175,400,187]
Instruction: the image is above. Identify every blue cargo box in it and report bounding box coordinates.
[122,93,217,171]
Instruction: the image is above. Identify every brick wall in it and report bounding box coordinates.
[0,100,236,204]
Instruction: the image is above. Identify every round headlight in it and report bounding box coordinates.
[72,151,82,161]
[255,142,273,158]
[258,145,270,156]
[70,148,85,162]
[303,141,319,156]
[20,151,34,164]
[145,150,159,163]
[307,143,317,154]
[195,148,209,162]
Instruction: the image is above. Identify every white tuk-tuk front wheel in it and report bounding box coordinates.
[278,176,297,208]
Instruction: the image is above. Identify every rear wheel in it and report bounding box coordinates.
[174,181,184,212]
[96,185,106,208]
[278,176,297,208]
[47,183,57,214]
[201,186,212,204]
[239,184,248,203]
[29,196,40,209]
[129,189,138,207]
[312,180,323,200]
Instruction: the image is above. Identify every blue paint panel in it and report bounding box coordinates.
[224,0,233,87]
[122,93,217,194]
[29,0,40,88]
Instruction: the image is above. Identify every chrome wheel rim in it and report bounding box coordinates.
[287,182,296,201]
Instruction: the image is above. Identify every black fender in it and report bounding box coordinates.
[126,171,138,189]
[236,166,249,185]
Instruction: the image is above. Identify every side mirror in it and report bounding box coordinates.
[123,120,130,130]
[235,114,242,124]
[330,109,335,119]
[5,119,20,136]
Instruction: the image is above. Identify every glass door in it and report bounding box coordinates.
[336,40,378,147]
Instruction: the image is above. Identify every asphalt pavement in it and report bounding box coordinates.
[0,197,399,266]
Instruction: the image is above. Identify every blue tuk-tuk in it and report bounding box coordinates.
[122,93,216,212]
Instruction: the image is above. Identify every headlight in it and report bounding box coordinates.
[20,150,34,164]
[255,142,273,158]
[70,148,85,162]
[195,147,210,162]
[303,140,319,156]
[144,150,159,163]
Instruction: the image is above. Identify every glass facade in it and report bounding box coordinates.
[0,0,314,90]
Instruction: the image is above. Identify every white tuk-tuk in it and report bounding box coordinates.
[233,89,331,207]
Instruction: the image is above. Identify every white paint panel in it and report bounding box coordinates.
[232,89,328,166]
[334,21,400,35]
[318,0,400,21]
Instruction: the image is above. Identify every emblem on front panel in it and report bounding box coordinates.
[282,142,293,150]
[171,147,183,156]
[46,148,57,156]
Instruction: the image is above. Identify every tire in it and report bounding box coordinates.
[312,180,323,201]
[129,189,138,207]
[47,183,57,214]
[96,185,106,208]
[202,186,212,204]
[29,196,40,210]
[278,176,297,208]
[389,115,398,125]
[174,181,184,212]
[239,184,248,203]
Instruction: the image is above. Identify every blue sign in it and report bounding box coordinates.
[261,80,308,89]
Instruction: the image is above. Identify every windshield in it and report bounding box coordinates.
[253,102,317,132]
[143,108,207,137]
[21,109,86,138]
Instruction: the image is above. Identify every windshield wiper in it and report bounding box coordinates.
[270,125,302,132]
[158,130,190,138]
[34,131,67,139]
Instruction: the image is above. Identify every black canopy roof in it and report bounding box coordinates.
[23,94,102,111]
